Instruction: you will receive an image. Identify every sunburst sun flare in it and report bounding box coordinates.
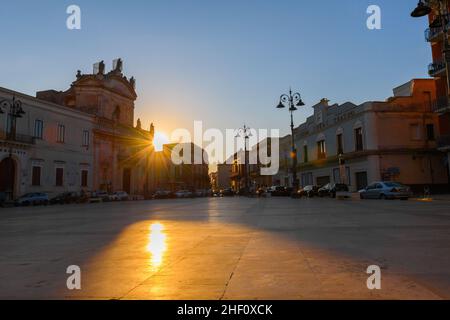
[153,131,170,152]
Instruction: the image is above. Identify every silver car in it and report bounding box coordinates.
[359,182,412,200]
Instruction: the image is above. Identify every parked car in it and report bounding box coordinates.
[256,187,269,197]
[359,182,412,200]
[219,188,234,197]
[268,186,290,197]
[113,191,129,201]
[90,190,109,202]
[297,185,319,198]
[50,192,80,205]
[194,189,207,197]
[15,193,49,206]
[175,190,193,198]
[318,183,333,197]
[107,191,129,201]
[318,183,350,198]
[153,190,173,199]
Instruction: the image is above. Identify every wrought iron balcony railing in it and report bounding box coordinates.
[425,14,450,42]
[428,61,447,77]
[430,96,450,113]
[0,131,36,144]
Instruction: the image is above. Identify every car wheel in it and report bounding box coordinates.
[360,193,364,199]
[380,194,386,200]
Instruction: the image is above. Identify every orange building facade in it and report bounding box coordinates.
[423,1,450,174]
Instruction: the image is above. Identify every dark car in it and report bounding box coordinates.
[220,188,234,197]
[318,183,350,198]
[50,192,80,205]
[269,186,290,197]
[153,190,171,199]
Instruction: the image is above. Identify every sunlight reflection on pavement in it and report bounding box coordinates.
[64,217,441,300]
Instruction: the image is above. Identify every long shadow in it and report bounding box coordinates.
[1,197,450,298]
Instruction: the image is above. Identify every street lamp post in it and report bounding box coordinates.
[236,124,252,195]
[0,96,26,141]
[411,0,450,102]
[276,89,305,191]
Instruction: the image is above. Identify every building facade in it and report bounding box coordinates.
[0,87,94,200]
[279,79,448,193]
[422,2,450,181]
[37,59,155,195]
[152,142,210,191]
[1,59,157,200]
[215,162,232,190]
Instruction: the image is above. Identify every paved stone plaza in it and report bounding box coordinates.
[1,197,450,299]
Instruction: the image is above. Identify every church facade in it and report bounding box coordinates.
[37,59,155,196]
[0,59,155,200]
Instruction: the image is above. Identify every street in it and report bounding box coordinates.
[1,197,450,299]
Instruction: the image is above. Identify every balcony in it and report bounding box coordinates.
[0,131,36,144]
[428,61,447,77]
[425,14,450,43]
[430,96,450,113]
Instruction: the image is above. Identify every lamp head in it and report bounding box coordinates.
[276,101,285,109]
[411,1,432,18]
[296,99,305,107]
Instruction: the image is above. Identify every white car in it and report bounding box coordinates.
[114,191,129,201]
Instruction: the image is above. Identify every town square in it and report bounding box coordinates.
[1,196,450,299]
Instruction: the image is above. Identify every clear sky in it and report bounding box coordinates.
[0,0,431,138]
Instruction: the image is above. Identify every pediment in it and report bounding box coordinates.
[74,75,137,99]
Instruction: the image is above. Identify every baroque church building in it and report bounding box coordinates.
[36,59,155,195]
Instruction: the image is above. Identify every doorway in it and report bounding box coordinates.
[355,172,368,191]
[123,168,131,194]
[0,157,16,200]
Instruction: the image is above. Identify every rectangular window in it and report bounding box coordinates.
[355,128,363,151]
[426,124,435,141]
[34,120,44,139]
[337,134,343,155]
[32,166,41,186]
[57,124,65,143]
[81,170,88,187]
[410,124,421,140]
[346,167,351,186]
[317,140,326,159]
[55,167,64,186]
[82,130,89,147]
[303,145,308,163]
[333,168,340,184]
